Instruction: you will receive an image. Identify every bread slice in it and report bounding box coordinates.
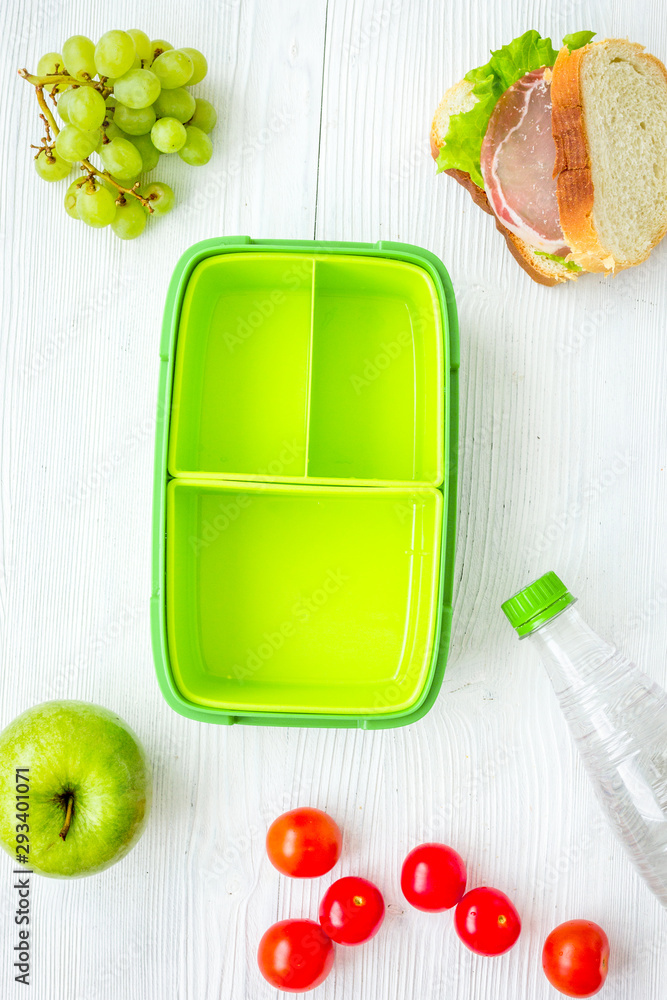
[552,39,667,273]
[431,81,579,286]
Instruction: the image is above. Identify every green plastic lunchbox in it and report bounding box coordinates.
[151,237,459,728]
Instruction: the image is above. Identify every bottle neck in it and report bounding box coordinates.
[526,604,615,694]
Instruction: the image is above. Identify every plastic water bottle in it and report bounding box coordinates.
[502,572,667,907]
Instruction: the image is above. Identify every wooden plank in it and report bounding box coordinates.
[312,1,667,998]
[0,2,327,998]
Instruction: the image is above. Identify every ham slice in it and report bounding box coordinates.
[481,67,568,254]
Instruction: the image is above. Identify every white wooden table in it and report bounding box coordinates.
[1,1,666,997]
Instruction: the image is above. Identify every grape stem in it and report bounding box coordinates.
[33,85,60,138]
[22,73,153,212]
[30,113,56,160]
[18,68,111,97]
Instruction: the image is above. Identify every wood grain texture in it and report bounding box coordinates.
[1,1,666,998]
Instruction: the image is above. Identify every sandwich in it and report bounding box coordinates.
[431,31,667,285]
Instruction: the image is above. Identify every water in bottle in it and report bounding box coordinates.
[502,571,667,907]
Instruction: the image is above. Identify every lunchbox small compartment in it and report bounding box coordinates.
[168,254,313,479]
[166,481,443,716]
[307,256,443,484]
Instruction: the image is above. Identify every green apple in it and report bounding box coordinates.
[0,701,151,878]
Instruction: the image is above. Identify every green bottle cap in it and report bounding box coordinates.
[501,571,575,637]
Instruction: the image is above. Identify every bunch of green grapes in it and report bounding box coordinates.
[22,30,217,239]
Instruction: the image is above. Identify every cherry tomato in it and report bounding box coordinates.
[542,920,610,997]
[454,887,521,955]
[400,843,467,911]
[319,875,385,945]
[266,808,342,878]
[257,919,335,993]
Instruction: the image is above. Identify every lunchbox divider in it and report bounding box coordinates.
[302,257,317,474]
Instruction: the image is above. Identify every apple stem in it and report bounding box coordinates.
[59,793,74,841]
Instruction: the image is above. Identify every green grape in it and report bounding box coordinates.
[150,39,173,62]
[37,51,63,75]
[64,178,85,218]
[114,103,156,135]
[113,68,160,109]
[62,35,96,81]
[151,117,186,153]
[127,29,152,66]
[179,48,207,85]
[55,124,99,161]
[94,30,136,79]
[34,149,72,181]
[151,49,193,89]
[177,125,212,165]
[111,198,147,239]
[68,87,106,130]
[105,94,117,111]
[140,181,174,215]
[102,120,127,141]
[56,87,77,124]
[152,87,195,123]
[76,181,117,227]
[111,173,140,190]
[189,98,217,133]
[127,133,159,172]
[99,136,143,179]
[37,52,68,91]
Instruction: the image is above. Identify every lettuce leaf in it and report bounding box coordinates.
[562,30,596,51]
[534,251,583,271]
[435,29,595,188]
